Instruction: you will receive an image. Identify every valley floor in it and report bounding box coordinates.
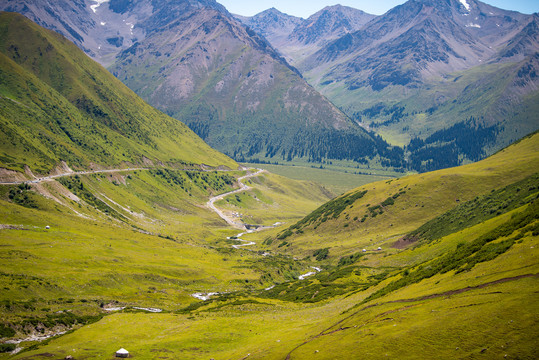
[1,134,538,359]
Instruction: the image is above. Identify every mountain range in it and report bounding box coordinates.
[3,0,537,172]
[0,0,402,169]
[237,0,539,171]
[237,5,375,66]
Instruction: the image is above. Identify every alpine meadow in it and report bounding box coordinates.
[0,0,537,359]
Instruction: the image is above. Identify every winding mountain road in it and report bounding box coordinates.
[0,166,239,186]
[206,169,266,229]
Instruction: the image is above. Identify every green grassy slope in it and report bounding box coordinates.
[0,165,333,355]
[3,137,536,359]
[216,171,333,226]
[271,131,539,259]
[283,201,538,359]
[242,162,400,195]
[0,12,235,175]
[0,12,337,356]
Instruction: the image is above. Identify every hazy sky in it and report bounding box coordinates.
[217,0,538,18]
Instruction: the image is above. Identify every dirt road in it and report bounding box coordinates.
[206,169,266,229]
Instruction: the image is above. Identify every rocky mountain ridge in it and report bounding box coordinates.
[0,0,229,66]
[241,0,538,171]
[237,5,375,66]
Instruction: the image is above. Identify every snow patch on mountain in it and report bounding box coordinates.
[459,0,471,12]
[90,0,109,14]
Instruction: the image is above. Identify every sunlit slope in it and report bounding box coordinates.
[0,170,247,309]
[5,171,537,359]
[215,171,333,226]
[0,165,332,342]
[283,192,538,359]
[1,136,536,359]
[272,131,539,258]
[0,12,235,174]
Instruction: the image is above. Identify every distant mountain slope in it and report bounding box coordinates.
[303,0,530,89]
[237,5,376,66]
[274,0,539,171]
[0,0,229,66]
[0,12,236,175]
[235,8,303,49]
[287,5,375,56]
[498,14,539,60]
[107,1,400,166]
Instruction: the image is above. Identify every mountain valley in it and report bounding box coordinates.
[0,0,537,359]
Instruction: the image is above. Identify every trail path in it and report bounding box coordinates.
[0,168,148,185]
[2,165,267,232]
[206,169,266,230]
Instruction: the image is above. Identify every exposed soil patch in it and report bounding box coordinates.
[392,234,420,249]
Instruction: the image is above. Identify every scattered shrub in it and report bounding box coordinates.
[0,323,15,338]
[313,248,329,261]
[0,343,16,353]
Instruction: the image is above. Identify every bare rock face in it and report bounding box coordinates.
[237,5,376,66]
[0,0,230,66]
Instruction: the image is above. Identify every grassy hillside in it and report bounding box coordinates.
[270,131,539,259]
[1,133,536,359]
[0,164,333,354]
[215,171,333,226]
[0,12,337,357]
[242,162,401,195]
[0,12,235,175]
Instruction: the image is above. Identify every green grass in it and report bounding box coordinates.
[215,172,333,226]
[242,162,397,195]
[5,210,536,359]
[404,173,539,245]
[0,163,336,350]
[267,132,539,260]
[364,199,538,304]
[0,135,537,359]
